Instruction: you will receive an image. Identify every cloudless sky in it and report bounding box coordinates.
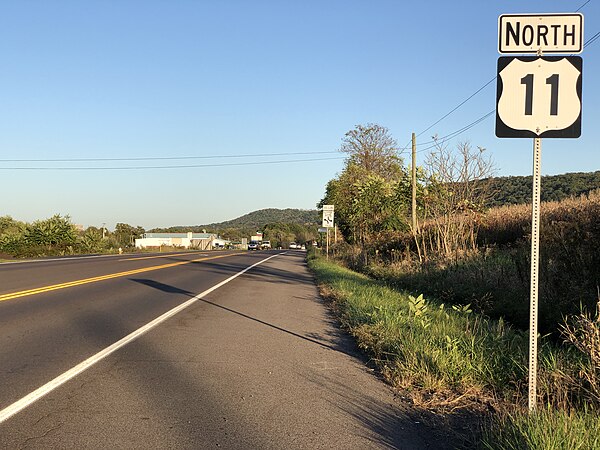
[1,0,598,230]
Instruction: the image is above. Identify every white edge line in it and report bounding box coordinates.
[0,252,283,424]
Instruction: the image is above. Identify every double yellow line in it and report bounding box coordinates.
[0,253,233,303]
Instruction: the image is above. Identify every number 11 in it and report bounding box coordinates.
[520,74,559,116]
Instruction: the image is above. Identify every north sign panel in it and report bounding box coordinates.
[498,13,583,54]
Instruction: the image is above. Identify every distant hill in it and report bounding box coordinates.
[487,171,600,207]
[204,208,319,229]
[148,208,319,233]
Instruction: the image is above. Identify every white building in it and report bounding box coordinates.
[135,232,218,250]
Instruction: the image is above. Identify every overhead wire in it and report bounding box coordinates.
[585,30,600,47]
[576,0,591,11]
[0,150,339,163]
[0,156,345,171]
[4,1,596,170]
[414,77,496,139]
[416,110,496,154]
[404,0,596,155]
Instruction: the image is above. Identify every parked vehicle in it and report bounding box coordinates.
[261,240,271,249]
[248,240,260,250]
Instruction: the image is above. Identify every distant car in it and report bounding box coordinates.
[261,240,271,249]
[289,242,297,249]
[248,240,260,250]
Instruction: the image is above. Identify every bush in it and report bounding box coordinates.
[335,190,600,335]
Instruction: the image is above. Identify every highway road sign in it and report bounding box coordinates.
[498,13,583,54]
[496,11,585,413]
[496,56,582,138]
[322,205,334,228]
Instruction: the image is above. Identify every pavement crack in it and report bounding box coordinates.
[18,422,63,450]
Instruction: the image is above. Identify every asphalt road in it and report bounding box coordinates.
[0,250,454,449]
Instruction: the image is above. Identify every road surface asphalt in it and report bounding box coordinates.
[0,250,461,449]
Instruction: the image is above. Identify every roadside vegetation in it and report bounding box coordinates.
[309,253,600,448]
[0,215,145,258]
[486,170,600,207]
[0,213,319,259]
[315,123,600,448]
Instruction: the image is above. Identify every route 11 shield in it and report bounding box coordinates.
[496,56,582,138]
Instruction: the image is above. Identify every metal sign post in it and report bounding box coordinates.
[529,136,542,410]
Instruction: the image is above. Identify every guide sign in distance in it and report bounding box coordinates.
[322,205,335,228]
[495,56,582,138]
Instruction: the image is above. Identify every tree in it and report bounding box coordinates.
[22,214,78,256]
[348,174,409,249]
[319,123,409,245]
[262,222,317,248]
[340,123,404,181]
[0,216,25,237]
[78,227,104,253]
[114,223,145,248]
[421,141,495,259]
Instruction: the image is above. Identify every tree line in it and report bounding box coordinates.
[486,171,600,207]
[319,122,600,336]
[0,215,145,258]
[0,214,319,257]
[319,123,494,264]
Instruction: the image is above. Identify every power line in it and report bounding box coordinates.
[0,156,345,171]
[405,29,597,154]
[417,110,495,153]
[405,0,594,150]
[415,77,496,139]
[0,150,339,163]
[576,0,591,11]
[585,30,600,48]
[416,109,495,147]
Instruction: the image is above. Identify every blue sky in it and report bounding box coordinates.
[0,1,598,230]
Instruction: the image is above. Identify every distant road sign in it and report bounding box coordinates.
[498,13,583,54]
[496,56,582,138]
[322,205,334,228]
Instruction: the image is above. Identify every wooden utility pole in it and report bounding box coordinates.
[411,133,417,232]
[411,133,423,263]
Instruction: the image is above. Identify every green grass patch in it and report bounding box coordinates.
[481,407,600,450]
[308,255,527,401]
[308,254,600,448]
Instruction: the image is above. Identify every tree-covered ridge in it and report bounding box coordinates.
[487,171,600,207]
[149,208,319,233]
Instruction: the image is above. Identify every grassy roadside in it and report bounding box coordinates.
[307,253,600,449]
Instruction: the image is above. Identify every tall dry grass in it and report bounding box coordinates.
[339,189,600,334]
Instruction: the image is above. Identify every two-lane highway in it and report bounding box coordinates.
[0,251,277,421]
[0,249,452,449]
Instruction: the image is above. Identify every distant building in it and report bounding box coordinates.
[135,232,218,250]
